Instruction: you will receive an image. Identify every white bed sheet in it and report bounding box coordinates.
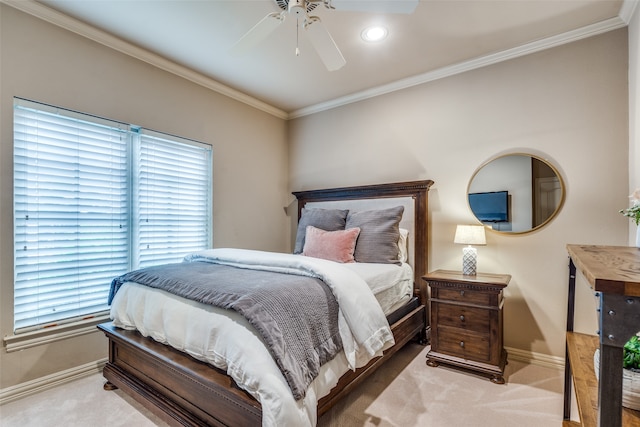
[341,261,414,315]
[109,253,413,426]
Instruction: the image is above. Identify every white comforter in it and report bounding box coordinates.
[110,248,395,426]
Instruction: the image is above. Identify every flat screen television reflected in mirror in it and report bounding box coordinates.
[468,191,509,222]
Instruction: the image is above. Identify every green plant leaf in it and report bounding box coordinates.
[624,336,640,370]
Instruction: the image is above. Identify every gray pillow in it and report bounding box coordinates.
[294,208,348,254]
[346,206,404,264]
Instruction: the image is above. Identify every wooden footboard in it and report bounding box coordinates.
[99,322,260,427]
[98,303,425,427]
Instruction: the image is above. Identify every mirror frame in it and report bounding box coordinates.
[467,153,566,235]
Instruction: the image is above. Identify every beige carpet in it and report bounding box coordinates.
[0,343,572,426]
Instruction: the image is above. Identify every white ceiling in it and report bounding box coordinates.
[10,1,634,117]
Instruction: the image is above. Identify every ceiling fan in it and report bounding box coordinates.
[231,0,419,71]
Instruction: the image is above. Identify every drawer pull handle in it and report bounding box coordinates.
[459,341,465,348]
[459,315,465,321]
[460,290,465,296]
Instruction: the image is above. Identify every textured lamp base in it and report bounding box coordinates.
[462,246,477,276]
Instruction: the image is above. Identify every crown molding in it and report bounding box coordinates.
[620,0,639,24]
[3,0,634,121]
[289,14,628,118]
[1,0,289,120]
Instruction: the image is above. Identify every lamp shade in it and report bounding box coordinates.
[454,225,486,246]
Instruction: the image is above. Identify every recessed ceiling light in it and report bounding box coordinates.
[361,26,388,42]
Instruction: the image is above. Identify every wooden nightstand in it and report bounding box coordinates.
[424,269,510,384]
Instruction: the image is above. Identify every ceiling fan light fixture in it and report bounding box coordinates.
[288,0,307,17]
[361,26,388,42]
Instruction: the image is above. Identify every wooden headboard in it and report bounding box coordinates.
[292,180,434,297]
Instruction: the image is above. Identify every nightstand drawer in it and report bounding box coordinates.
[436,287,492,306]
[435,303,490,333]
[437,328,490,362]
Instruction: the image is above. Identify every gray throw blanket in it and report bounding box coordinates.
[108,261,343,400]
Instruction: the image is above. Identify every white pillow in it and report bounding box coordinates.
[398,228,409,263]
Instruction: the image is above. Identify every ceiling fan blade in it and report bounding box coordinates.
[231,12,285,55]
[304,16,346,71]
[329,0,418,14]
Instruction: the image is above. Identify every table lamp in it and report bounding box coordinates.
[454,225,487,276]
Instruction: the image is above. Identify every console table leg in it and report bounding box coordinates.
[563,259,577,421]
[597,344,623,427]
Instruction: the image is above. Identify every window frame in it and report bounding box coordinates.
[11,98,213,338]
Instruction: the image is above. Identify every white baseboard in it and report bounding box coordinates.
[0,358,107,405]
[0,348,565,405]
[506,346,565,370]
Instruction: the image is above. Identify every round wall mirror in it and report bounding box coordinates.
[467,154,565,234]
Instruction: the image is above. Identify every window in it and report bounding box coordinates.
[13,98,212,333]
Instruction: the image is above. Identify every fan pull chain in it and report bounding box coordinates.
[296,18,300,56]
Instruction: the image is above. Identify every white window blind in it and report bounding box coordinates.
[135,129,212,268]
[13,99,212,333]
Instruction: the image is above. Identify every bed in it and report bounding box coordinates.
[98,180,434,426]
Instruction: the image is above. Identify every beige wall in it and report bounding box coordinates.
[289,29,629,360]
[0,5,289,388]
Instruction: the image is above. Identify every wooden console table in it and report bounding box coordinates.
[564,245,640,427]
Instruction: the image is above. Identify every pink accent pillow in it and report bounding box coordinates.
[302,225,360,263]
